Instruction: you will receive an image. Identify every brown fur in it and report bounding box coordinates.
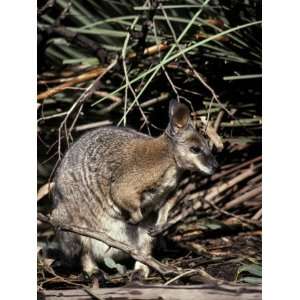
[111,135,175,222]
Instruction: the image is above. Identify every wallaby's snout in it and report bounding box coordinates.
[201,152,219,175]
[166,100,218,176]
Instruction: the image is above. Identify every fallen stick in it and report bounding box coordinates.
[40,283,262,300]
[224,186,262,210]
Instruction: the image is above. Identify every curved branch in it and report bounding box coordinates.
[37,213,177,276]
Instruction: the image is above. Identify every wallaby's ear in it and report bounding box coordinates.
[169,100,191,132]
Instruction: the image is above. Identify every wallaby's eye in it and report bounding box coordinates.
[190,146,201,154]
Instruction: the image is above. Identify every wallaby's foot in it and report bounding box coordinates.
[128,208,143,224]
[130,262,150,282]
[130,269,146,283]
[82,253,105,287]
[82,269,106,288]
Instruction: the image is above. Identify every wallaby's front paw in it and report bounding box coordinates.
[147,224,163,236]
[128,209,143,224]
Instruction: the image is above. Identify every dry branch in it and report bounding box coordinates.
[128,42,170,59]
[37,182,54,201]
[40,283,262,300]
[37,213,177,276]
[252,208,262,220]
[37,67,106,101]
[224,186,262,210]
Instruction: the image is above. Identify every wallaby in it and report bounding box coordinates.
[51,100,218,279]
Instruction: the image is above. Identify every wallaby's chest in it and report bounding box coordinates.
[141,166,179,208]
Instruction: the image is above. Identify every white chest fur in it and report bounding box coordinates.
[142,165,178,208]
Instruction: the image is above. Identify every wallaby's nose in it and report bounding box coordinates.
[212,158,219,170]
[209,157,219,174]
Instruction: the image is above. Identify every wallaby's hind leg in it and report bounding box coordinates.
[56,230,82,269]
[81,251,106,287]
[130,230,152,281]
[81,252,99,276]
[131,261,150,281]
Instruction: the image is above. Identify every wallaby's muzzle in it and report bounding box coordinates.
[193,153,218,175]
[205,155,219,175]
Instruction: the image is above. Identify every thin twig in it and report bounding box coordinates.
[121,0,151,131]
[116,3,210,125]
[203,199,261,227]
[57,57,118,159]
[164,268,218,285]
[161,6,223,122]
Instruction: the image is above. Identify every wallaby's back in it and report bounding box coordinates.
[52,126,151,227]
